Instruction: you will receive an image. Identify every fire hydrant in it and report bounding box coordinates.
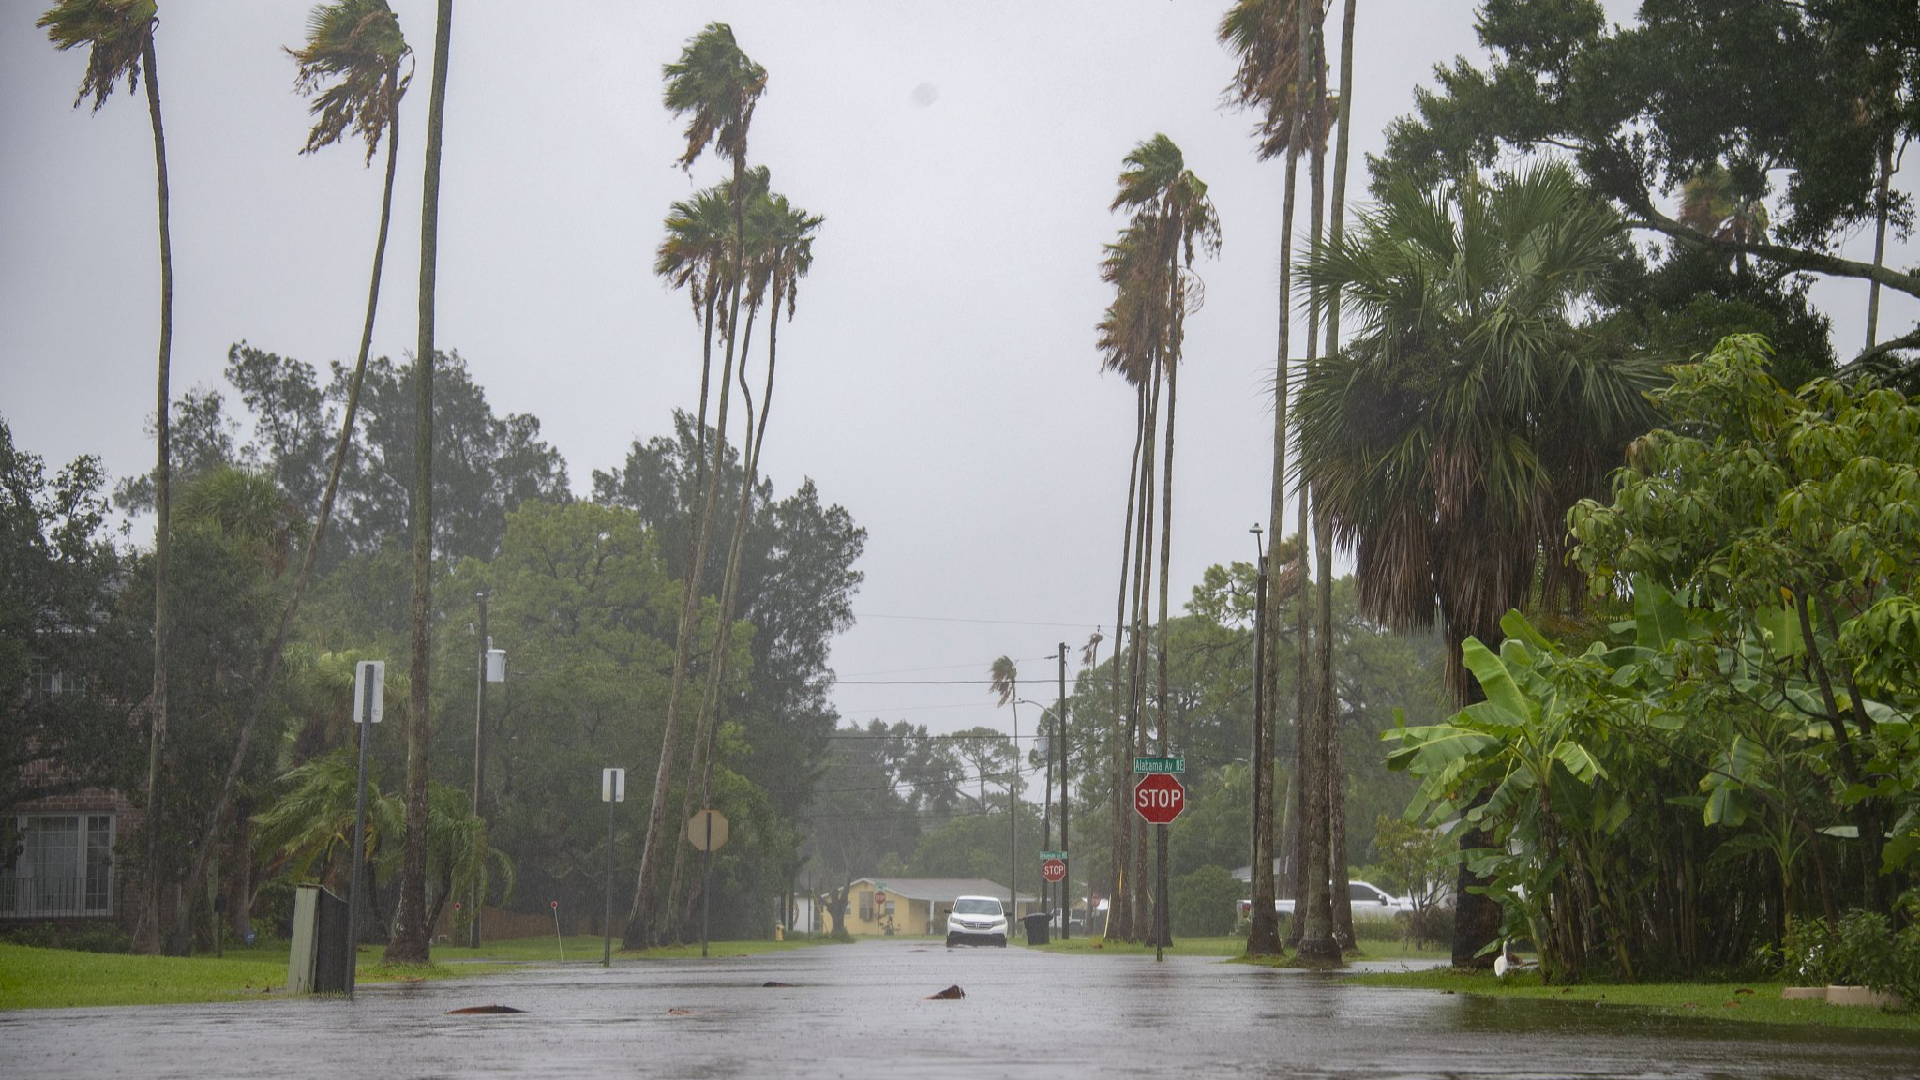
[774,923,785,942]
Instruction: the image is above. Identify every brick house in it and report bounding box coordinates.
[2,756,139,928]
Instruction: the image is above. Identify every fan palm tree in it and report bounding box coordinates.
[391,0,452,965]
[170,0,411,956]
[1218,0,1325,957]
[39,0,174,956]
[1295,161,1661,965]
[1112,134,1221,949]
[990,656,1020,915]
[1095,221,1164,941]
[630,23,767,950]
[674,184,821,935]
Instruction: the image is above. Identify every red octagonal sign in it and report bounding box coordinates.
[1133,772,1186,825]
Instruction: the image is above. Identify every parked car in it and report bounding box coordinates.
[946,895,1009,947]
[1238,880,1415,921]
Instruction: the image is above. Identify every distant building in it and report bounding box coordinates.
[837,877,1036,937]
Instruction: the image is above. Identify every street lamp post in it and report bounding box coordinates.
[471,593,504,948]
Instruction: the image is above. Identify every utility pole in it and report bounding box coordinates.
[1057,641,1069,940]
[470,591,488,948]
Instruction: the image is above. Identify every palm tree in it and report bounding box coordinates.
[673,183,821,935]
[169,0,411,956]
[1295,161,1661,965]
[989,656,1020,916]
[1218,0,1323,958]
[1112,134,1221,949]
[630,23,767,950]
[40,0,173,956]
[1316,0,1360,958]
[389,0,452,966]
[1095,222,1162,941]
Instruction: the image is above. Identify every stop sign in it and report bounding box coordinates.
[1133,773,1186,824]
[1041,858,1066,882]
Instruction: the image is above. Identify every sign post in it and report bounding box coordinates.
[1133,770,1185,962]
[687,808,729,957]
[346,660,382,995]
[601,767,624,968]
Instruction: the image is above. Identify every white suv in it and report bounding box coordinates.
[945,895,1009,947]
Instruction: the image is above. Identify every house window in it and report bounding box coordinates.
[2,814,114,917]
[29,663,84,698]
[858,892,873,921]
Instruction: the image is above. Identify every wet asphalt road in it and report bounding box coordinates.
[4,939,1918,1079]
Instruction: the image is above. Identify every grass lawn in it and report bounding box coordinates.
[0,932,834,1011]
[1035,933,1449,961]
[1345,967,1920,1033]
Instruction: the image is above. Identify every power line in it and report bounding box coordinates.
[852,612,1098,631]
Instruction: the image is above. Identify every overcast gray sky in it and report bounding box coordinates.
[4,1,1913,741]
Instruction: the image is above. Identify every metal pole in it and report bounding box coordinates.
[347,672,373,995]
[470,591,487,948]
[1057,642,1069,940]
[701,813,713,958]
[1008,704,1018,925]
[603,793,615,967]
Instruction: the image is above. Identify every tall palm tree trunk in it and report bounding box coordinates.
[1322,0,1358,954]
[1294,0,1339,964]
[388,0,452,966]
[1151,299,1180,950]
[1106,385,1145,940]
[1250,106,1302,961]
[1121,357,1152,937]
[673,292,774,935]
[631,153,752,950]
[172,66,403,955]
[135,31,174,957]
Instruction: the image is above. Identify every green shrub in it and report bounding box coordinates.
[0,922,131,953]
[1171,865,1242,937]
[1776,897,1920,1005]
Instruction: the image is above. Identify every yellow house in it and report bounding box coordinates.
[837,877,1036,937]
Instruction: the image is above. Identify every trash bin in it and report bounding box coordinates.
[1023,911,1050,945]
[289,884,352,994]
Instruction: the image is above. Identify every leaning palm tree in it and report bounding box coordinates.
[1295,161,1662,966]
[170,0,411,956]
[390,0,452,966]
[1111,134,1221,949]
[629,22,767,950]
[1095,222,1163,941]
[672,183,821,935]
[40,0,173,956]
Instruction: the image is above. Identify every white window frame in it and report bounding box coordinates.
[3,813,115,917]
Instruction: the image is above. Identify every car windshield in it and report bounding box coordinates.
[953,898,1002,916]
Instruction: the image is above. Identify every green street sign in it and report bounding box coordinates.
[1134,756,1185,774]
[1040,850,1068,860]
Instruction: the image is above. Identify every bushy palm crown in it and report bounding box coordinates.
[662,22,767,172]
[989,656,1018,708]
[286,0,410,161]
[38,0,155,112]
[1294,163,1660,699]
[655,169,770,317]
[1099,136,1222,383]
[1217,0,1329,161]
[746,192,824,319]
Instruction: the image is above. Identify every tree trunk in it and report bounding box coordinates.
[387,0,453,966]
[1106,385,1145,940]
[134,30,174,958]
[1322,0,1359,955]
[175,64,402,956]
[630,149,752,949]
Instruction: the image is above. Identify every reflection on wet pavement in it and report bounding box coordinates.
[3,940,1916,1079]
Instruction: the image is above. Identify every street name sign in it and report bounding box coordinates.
[1133,756,1184,774]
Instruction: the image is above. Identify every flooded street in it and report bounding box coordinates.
[4,940,1917,1079]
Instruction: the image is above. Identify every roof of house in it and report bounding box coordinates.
[850,877,1036,904]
